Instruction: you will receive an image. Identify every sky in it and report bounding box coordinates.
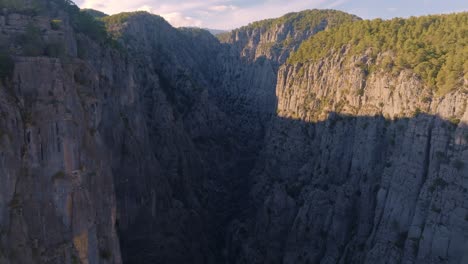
[75,0,468,30]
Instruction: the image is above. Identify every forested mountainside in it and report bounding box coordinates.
[289,13,467,96]
[0,0,466,263]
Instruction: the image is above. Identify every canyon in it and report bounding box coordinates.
[0,1,466,264]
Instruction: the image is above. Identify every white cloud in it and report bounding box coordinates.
[162,12,203,27]
[208,5,238,12]
[347,7,371,19]
[136,4,204,27]
[81,0,146,14]
[137,5,153,13]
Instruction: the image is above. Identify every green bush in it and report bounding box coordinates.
[50,19,62,30]
[412,108,422,117]
[448,117,461,126]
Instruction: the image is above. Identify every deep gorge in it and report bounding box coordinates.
[0,1,466,264]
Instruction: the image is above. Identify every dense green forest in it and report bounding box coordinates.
[242,9,359,31]
[217,9,359,43]
[289,13,468,95]
[101,11,154,25]
[82,8,108,19]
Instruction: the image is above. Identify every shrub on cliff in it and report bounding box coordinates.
[50,19,62,30]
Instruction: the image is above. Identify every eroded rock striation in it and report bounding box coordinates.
[227,51,468,264]
[0,1,466,264]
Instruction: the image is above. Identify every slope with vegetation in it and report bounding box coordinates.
[289,13,468,95]
[217,9,360,64]
[235,9,359,33]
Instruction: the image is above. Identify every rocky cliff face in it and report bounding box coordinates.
[103,13,239,264]
[227,49,468,264]
[0,8,123,264]
[213,10,359,143]
[0,5,227,264]
[0,2,466,264]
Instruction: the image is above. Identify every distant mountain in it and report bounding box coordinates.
[82,8,108,18]
[205,28,228,35]
[174,27,227,36]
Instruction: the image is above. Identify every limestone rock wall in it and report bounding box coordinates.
[0,11,123,263]
[227,48,468,264]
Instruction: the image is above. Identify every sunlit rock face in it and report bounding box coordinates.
[0,2,466,264]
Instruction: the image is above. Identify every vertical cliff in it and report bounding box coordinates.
[227,14,468,264]
[213,10,360,143]
[0,1,124,263]
[102,12,234,263]
[0,2,229,263]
